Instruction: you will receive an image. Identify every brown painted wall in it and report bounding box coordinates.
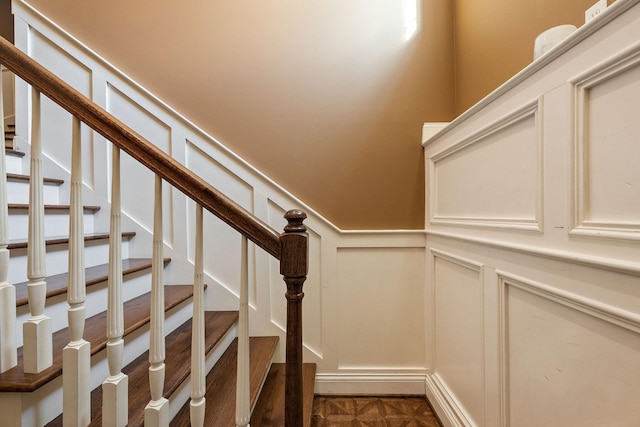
[1,0,13,42]
[26,0,455,230]
[454,0,604,115]
[19,1,601,228]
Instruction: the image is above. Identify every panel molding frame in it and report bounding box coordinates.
[429,248,485,426]
[496,270,640,427]
[570,40,640,241]
[428,99,544,232]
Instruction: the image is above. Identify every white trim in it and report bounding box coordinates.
[426,229,640,276]
[425,374,474,427]
[314,373,427,395]
[429,100,543,232]
[422,0,640,148]
[496,270,640,426]
[571,40,640,240]
[497,270,640,334]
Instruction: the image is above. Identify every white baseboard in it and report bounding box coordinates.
[424,374,474,427]
[314,373,427,395]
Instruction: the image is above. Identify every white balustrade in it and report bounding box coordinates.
[236,235,250,427]
[145,175,169,426]
[0,66,17,373]
[190,204,206,427]
[62,116,91,426]
[24,88,52,374]
[103,145,128,427]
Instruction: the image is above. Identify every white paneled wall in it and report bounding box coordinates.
[11,0,426,394]
[424,1,640,425]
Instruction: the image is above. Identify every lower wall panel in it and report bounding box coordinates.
[426,235,640,427]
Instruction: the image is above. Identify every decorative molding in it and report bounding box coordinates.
[424,374,474,427]
[427,229,640,277]
[421,0,640,148]
[430,248,484,273]
[429,249,484,427]
[315,373,427,395]
[497,270,640,335]
[496,270,640,426]
[429,100,543,232]
[571,40,640,241]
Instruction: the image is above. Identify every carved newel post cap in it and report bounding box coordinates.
[284,210,307,233]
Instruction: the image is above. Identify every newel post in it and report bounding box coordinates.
[280,210,308,427]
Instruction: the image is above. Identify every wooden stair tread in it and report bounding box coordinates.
[170,336,280,427]
[14,257,170,307]
[6,173,64,185]
[250,363,317,427]
[7,231,136,250]
[0,285,196,392]
[44,311,240,426]
[5,147,24,157]
[8,203,101,212]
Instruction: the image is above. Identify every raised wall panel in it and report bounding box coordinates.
[432,250,484,425]
[573,48,640,240]
[430,102,542,231]
[107,85,174,242]
[185,140,254,296]
[336,247,425,370]
[267,200,323,358]
[499,273,640,426]
[30,30,94,188]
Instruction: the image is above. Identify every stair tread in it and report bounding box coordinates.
[250,363,317,427]
[4,147,24,157]
[170,336,280,427]
[0,285,196,392]
[66,311,240,427]
[6,173,64,185]
[14,257,170,307]
[8,203,101,212]
[7,231,136,250]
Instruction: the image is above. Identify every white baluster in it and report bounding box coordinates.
[63,116,90,426]
[0,68,17,373]
[236,236,250,427]
[24,88,52,374]
[190,204,205,427]
[102,145,128,427]
[144,175,168,426]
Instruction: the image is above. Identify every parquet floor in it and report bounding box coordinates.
[311,396,442,427]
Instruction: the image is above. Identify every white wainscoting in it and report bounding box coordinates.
[11,0,427,394]
[423,1,640,425]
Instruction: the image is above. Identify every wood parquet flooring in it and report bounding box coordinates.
[311,396,441,427]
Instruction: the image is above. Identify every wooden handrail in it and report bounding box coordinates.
[0,36,281,259]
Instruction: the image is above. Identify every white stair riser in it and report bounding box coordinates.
[13,272,154,347]
[5,154,23,175]
[7,239,130,285]
[7,210,95,241]
[6,180,61,204]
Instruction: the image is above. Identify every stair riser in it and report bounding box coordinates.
[3,300,196,427]
[8,210,95,241]
[6,180,61,204]
[5,153,23,175]
[13,272,154,347]
[7,240,131,285]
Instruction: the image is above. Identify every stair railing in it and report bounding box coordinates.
[0,35,308,427]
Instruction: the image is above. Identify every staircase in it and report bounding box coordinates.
[0,36,315,426]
